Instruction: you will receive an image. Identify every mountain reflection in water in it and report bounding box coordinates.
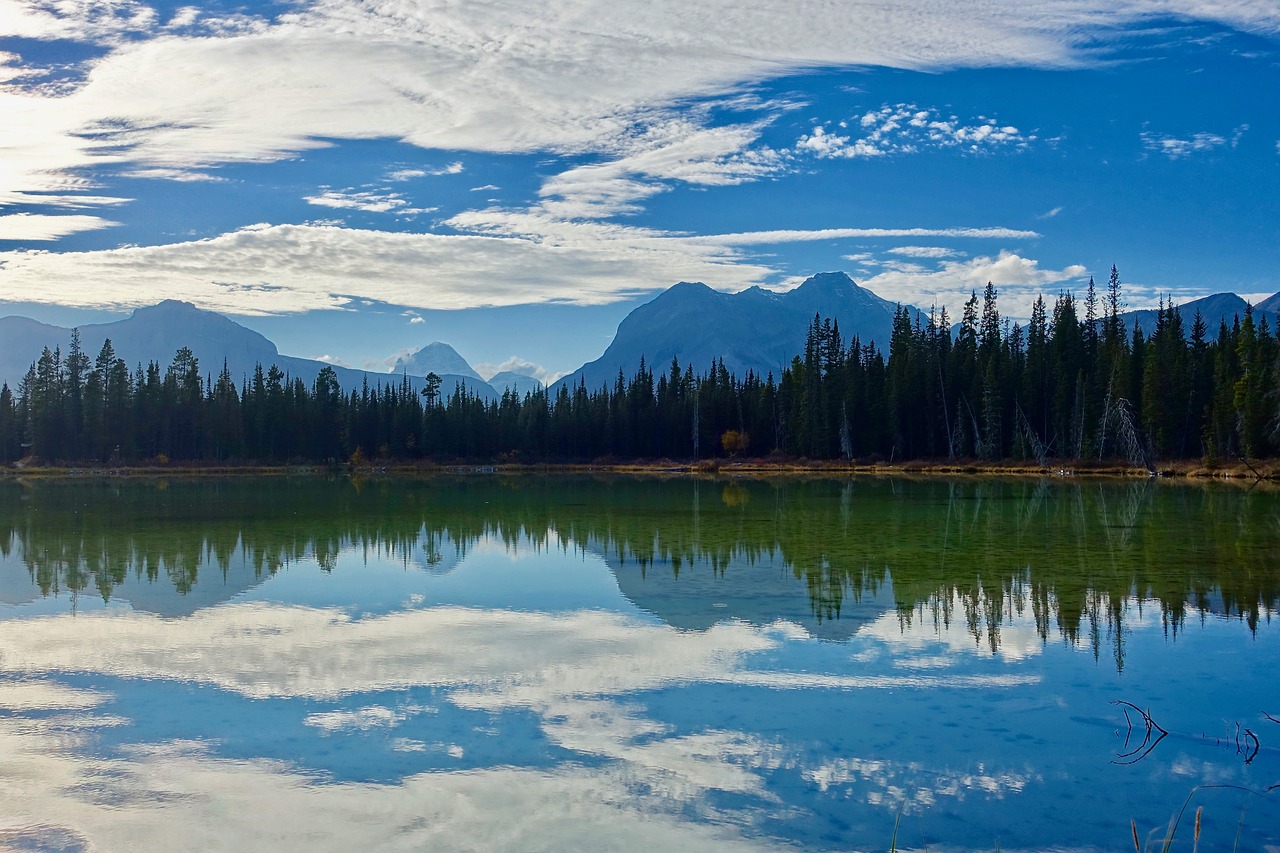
[1,475,1275,666]
[2,474,1279,852]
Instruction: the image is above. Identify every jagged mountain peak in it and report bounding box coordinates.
[668,280,714,292]
[393,341,483,381]
[126,299,248,326]
[554,272,907,392]
[789,271,889,310]
[650,280,724,305]
[795,271,857,290]
[139,299,199,312]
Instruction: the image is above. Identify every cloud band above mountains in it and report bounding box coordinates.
[0,220,1078,316]
[2,0,1274,326]
[3,0,1278,211]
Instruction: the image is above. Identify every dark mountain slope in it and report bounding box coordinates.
[1121,292,1278,337]
[555,272,908,392]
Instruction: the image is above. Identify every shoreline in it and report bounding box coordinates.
[2,457,1275,482]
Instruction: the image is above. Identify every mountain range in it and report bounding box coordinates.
[2,274,1277,397]
[553,273,1280,392]
[552,271,907,392]
[1122,290,1279,337]
[0,301,503,400]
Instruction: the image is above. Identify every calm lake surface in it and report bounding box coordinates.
[1,475,1277,852]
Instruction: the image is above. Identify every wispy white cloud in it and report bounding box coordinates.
[1037,206,1064,219]
[0,212,119,240]
[372,347,418,373]
[796,126,884,158]
[538,118,784,219]
[860,249,1088,316]
[0,49,31,84]
[305,189,408,214]
[1140,125,1249,159]
[475,356,559,386]
[304,188,434,216]
[0,0,276,43]
[314,354,352,368]
[0,86,128,209]
[0,211,1058,315]
[886,245,966,259]
[693,226,1040,245]
[2,0,1277,327]
[880,260,931,275]
[1141,130,1225,158]
[0,0,159,41]
[797,104,1033,160]
[0,220,775,313]
[120,167,226,183]
[5,0,1278,228]
[388,162,463,181]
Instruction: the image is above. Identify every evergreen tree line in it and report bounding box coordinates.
[2,268,1278,465]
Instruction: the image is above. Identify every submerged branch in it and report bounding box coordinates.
[1111,700,1168,765]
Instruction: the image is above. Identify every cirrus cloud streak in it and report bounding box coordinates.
[0,221,777,313]
[0,212,120,240]
[4,0,1280,216]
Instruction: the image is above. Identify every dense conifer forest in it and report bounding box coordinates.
[2,269,1278,466]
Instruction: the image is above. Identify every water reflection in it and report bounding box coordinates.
[0,597,1040,851]
[0,678,785,852]
[1,476,1279,851]
[2,476,1276,663]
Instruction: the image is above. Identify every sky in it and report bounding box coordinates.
[1,1,1278,382]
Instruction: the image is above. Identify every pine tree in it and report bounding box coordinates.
[64,329,89,459]
[1205,320,1239,458]
[0,384,15,462]
[1141,301,1188,457]
[210,361,242,460]
[1233,306,1272,457]
[29,347,64,459]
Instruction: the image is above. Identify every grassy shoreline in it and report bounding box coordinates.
[2,456,1276,482]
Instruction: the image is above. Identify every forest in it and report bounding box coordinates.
[1,269,1277,466]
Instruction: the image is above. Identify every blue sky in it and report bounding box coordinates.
[1,1,1277,381]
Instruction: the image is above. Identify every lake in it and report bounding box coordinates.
[0,475,1277,851]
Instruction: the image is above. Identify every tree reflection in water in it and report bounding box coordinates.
[1,475,1275,670]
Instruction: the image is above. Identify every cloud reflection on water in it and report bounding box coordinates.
[3,473,1278,852]
[0,681,786,852]
[0,590,1047,850]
